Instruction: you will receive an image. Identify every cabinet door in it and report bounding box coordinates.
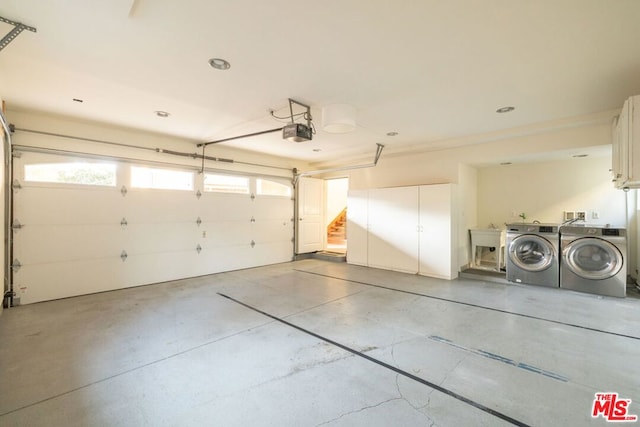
[618,99,630,187]
[346,189,369,266]
[611,115,622,187]
[628,96,640,186]
[367,186,419,273]
[419,184,457,279]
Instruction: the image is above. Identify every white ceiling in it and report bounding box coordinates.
[1,0,639,164]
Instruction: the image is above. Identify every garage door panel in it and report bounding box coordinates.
[195,245,255,274]
[199,195,252,220]
[202,221,251,247]
[253,219,293,243]
[15,187,123,225]
[13,224,124,264]
[14,258,124,305]
[251,241,293,266]
[122,251,202,287]
[124,191,199,223]
[253,198,293,219]
[123,223,200,254]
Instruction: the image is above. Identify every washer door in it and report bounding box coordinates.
[508,234,555,272]
[563,238,623,280]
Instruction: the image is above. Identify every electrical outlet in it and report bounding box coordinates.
[576,211,586,221]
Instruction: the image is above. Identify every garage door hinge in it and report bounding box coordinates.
[121,186,128,197]
[120,217,128,227]
[250,216,255,223]
[250,240,256,248]
[250,193,255,201]
[120,250,128,261]
[12,179,21,191]
[196,190,202,199]
[196,244,202,254]
[11,259,21,272]
[12,219,23,231]
[196,217,202,226]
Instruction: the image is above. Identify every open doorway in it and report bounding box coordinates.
[325,177,349,254]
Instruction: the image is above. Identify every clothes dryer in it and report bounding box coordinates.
[506,224,560,287]
[560,226,626,298]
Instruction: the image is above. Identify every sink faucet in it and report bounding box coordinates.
[562,217,582,225]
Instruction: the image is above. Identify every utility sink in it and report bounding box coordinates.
[469,228,506,271]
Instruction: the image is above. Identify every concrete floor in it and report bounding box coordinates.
[0,259,639,426]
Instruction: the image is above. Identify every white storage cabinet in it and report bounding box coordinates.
[346,183,458,279]
[612,95,640,189]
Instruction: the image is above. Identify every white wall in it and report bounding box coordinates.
[339,114,619,273]
[348,119,613,190]
[477,155,626,227]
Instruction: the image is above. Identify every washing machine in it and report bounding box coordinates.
[506,223,560,287]
[560,225,627,298]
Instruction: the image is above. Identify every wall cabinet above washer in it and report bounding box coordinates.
[612,95,640,189]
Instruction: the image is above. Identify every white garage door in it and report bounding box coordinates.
[12,151,293,304]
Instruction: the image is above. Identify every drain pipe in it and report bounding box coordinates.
[294,143,384,185]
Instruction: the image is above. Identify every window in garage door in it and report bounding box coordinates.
[12,152,293,304]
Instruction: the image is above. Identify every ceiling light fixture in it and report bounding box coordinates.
[496,106,515,113]
[208,58,230,70]
[321,103,356,133]
[155,110,170,118]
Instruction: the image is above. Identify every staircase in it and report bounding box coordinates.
[327,208,347,247]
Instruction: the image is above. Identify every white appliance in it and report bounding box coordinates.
[560,226,627,298]
[506,224,560,288]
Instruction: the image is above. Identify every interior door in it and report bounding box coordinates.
[296,177,324,254]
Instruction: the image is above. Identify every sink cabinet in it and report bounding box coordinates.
[469,229,505,271]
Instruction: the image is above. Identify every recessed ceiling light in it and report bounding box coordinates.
[572,154,588,158]
[155,110,170,118]
[386,131,398,137]
[496,106,515,113]
[208,58,230,70]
